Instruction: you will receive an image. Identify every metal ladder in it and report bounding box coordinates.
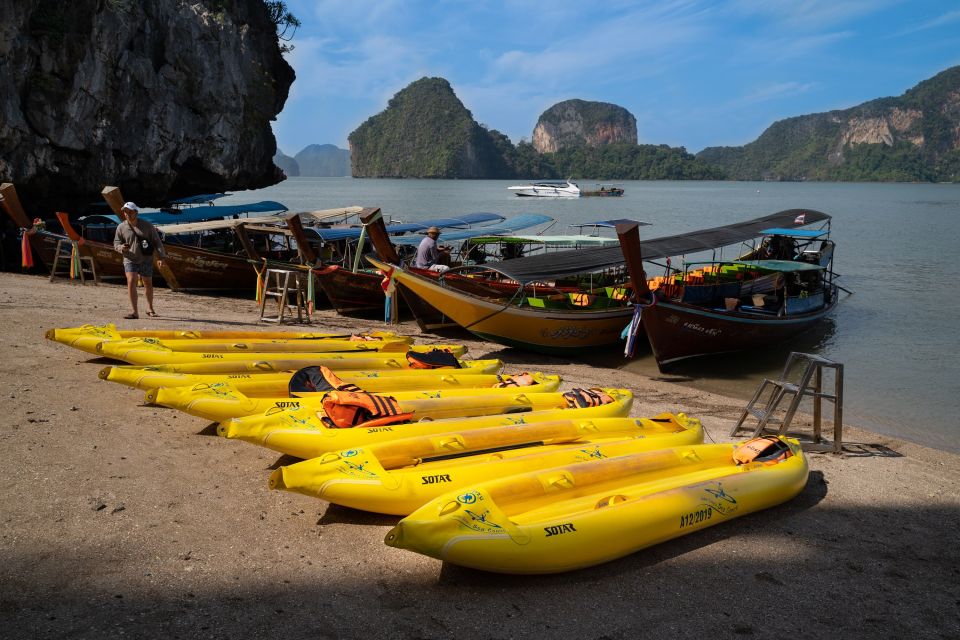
[730,352,844,452]
[49,239,99,285]
[258,268,309,324]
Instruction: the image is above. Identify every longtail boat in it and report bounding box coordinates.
[619,210,842,369]
[313,210,551,317]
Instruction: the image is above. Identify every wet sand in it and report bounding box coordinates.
[1,272,957,639]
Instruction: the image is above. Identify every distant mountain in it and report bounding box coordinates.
[533,100,637,153]
[348,77,513,178]
[294,144,351,177]
[697,66,960,182]
[273,150,299,177]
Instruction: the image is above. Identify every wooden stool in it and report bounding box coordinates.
[49,239,99,285]
[258,268,309,324]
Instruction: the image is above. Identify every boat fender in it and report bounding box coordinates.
[733,436,793,465]
[320,390,414,429]
[563,388,614,408]
[406,348,462,369]
[493,372,536,388]
[288,365,361,396]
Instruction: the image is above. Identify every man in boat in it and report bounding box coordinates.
[414,226,451,273]
[113,202,167,319]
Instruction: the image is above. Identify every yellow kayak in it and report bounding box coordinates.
[148,383,627,423]
[271,413,703,515]
[100,366,557,397]
[385,437,808,574]
[218,393,634,459]
[95,338,467,365]
[93,336,415,354]
[46,323,402,356]
[97,357,503,376]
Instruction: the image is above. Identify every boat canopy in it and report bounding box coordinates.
[759,228,830,238]
[166,193,228,205]
[467,235,620,247]
[392,214,554,245]
[482,209,831,283]
[571,219,650,229]
[306,212,506,242]
[155,207,363,235]
[733,259,826,272]
[85,200,290,226]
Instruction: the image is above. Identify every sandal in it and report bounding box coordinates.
[124,313,139,319]
[146,311,158,317]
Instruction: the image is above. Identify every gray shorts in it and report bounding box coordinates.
[123,258,154,278]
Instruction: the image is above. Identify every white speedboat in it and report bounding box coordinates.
[507,180,581,198]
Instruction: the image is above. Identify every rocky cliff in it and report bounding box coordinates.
[532,100,637,153]
[295,144,350,177]
[0,0,294,215]
[273,150,300,177]
[697,66,960,182]
[348,77,512,178]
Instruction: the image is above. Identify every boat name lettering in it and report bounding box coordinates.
[679,508,713,528]
[274,401,300,408]
[540,327,592,340]
[544,523,577,537]
[201,353,224,358]
[227,374,252,379]
[421,474,452,485]
[682,322,722,337]
[366,426,393,433]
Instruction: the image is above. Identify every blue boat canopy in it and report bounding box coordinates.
[571,219,651,229]
[166,193,228,205]
[392,213,554,245]
[306,212,506,242]
[760,228,829,238]
[81,200,290,226]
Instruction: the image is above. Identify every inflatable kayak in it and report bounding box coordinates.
[218,394,635,459]
[100,366,556,397]
[46,323,401,356]
[149,383,628,423]
[385,437,808,574]
[270,413,703,515]
[96,338,466,365]
[96,357,503,376]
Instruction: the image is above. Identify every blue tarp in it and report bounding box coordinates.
[306,212,505,242]
[392,213,554,245]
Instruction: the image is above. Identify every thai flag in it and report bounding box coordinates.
[794,213,806,224]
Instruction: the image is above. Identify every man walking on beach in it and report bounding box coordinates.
[113,202,166,319]
[414,226,451,273]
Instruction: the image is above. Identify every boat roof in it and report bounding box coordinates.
[760,228,830,238]
[483,209,831,283]
[156,207,362,234]
[392,214,554,245]
[570,219,650,229]
[466,235,620,247]
[85,200,290,226]
[166,193,228,205]
[306,212,506,242]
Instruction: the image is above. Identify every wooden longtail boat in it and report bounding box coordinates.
[620,210,843,370]
[367,254,634,355]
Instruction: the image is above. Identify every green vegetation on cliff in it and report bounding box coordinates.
[697,66,960,182]
[348,77,511,178]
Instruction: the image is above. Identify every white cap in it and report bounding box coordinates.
[122,202,139,213]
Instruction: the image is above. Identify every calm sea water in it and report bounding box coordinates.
[218,178,960,453]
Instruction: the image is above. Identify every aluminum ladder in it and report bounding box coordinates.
[730,352,843,452]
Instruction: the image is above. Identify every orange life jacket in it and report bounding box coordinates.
[493,372,536,388]
[733,436,793,465]
[320,390,413,429]
[563,388,614,408]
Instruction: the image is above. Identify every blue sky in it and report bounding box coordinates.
[271,1,960,156]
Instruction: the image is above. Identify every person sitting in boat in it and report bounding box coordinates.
[760,235,797,261]
[414,226,451,273]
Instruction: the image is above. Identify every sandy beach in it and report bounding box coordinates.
[1,271,957,639]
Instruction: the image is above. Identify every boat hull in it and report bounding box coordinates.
[370,259,632,354]
[641,296,838,368]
